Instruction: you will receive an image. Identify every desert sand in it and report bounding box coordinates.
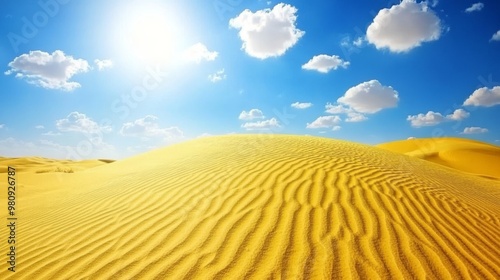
[0,135,499,279]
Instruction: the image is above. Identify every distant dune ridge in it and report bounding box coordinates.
[0,135,499,279]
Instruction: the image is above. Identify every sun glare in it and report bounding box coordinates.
[114,3,185,65]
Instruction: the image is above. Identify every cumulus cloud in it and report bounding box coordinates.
[463,86,500,107]
[302,55,350,73]
[241,118,280,130]
[239,109,265,120]
[35,125,45,129]
[366,0,442,53]
[5,50,90,91]
[491,30,500,41]
[184,43,218,63]
[325,104,351,114]
[407,111,445,127]
[337,80,399,114]
[208,69,226,83]
[229,3,305,59]
[56,112,112,134]
[462,127,488,134]
[346,112,368,122]
[446,109,470,120]
[291,102,312,109]
[407,109,470,127]
[465,3,484,13]
[94,59,113,71]
[120,115,183,141]
[306,116,342,129]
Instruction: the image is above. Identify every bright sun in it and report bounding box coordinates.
[115,3,184,65]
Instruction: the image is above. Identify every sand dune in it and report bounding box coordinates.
[1,135,499,279]
[0,157,112,174]
[378,137,500,179]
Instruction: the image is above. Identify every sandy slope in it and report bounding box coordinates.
[378,137,500,179]
[1,135,499,279]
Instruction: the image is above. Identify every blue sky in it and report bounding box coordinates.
[1,0,499,159]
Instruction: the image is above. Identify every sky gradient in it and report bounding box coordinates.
[1,0,499,159]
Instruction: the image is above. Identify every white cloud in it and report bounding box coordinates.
[229,3,305,59]
[241,118,280,130]
[446,109,470,121]
[302,55,350,73]
[346,112,368,122]
[208,69,226,83]
[490,30,500,42]
[463,86,500,107]
[407,109,470,127]
[407,111,445,127]
[94,59,113,71]
[35,125,45,129]
[465,3,484,13]
[325,103,351,114]
[332,126,341,131]
[306,115,342,129]
[184,43,218,63]
[462,127,488,134]
[352,37,365,47]
[337,80,399,114]
[56,112,111,134]
[407,136,416,140]
[5,50,90,91]
[0,124,5,129]
[366,0,442,53]
[291,102,312,109]
[239,109,265,120]
[120,115,183,141]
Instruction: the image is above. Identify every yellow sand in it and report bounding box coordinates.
[0,157,113,174]
[378,137,500,180]
[0,135,499,279]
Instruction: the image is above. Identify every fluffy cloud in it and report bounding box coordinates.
[302,55,350,73]
[325,104,351,114]
[229,3,305,59]
[465,3,484,13]
[366,0,442,53]
[463,86,500,107]
[407,111,445,127]
[324,103,367,122]
[5,50,90,91]
[239,109,265,121]
[337,80,399,114]
[94,59,113,71]
[462,127,488,134]
[208,69,226,83]
[120,115,183,141]
[407,109,470,127]
[35,125,45,129]
[291,102,312,109]
[491,30,500,41]
[56,112,111,134]
[241,118,280,130]
[306,116,342,129]
[184,43,218,63]
[446,109,470,120]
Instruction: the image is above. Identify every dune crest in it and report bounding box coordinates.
[1,135,499,279]
[378,137,500,179]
